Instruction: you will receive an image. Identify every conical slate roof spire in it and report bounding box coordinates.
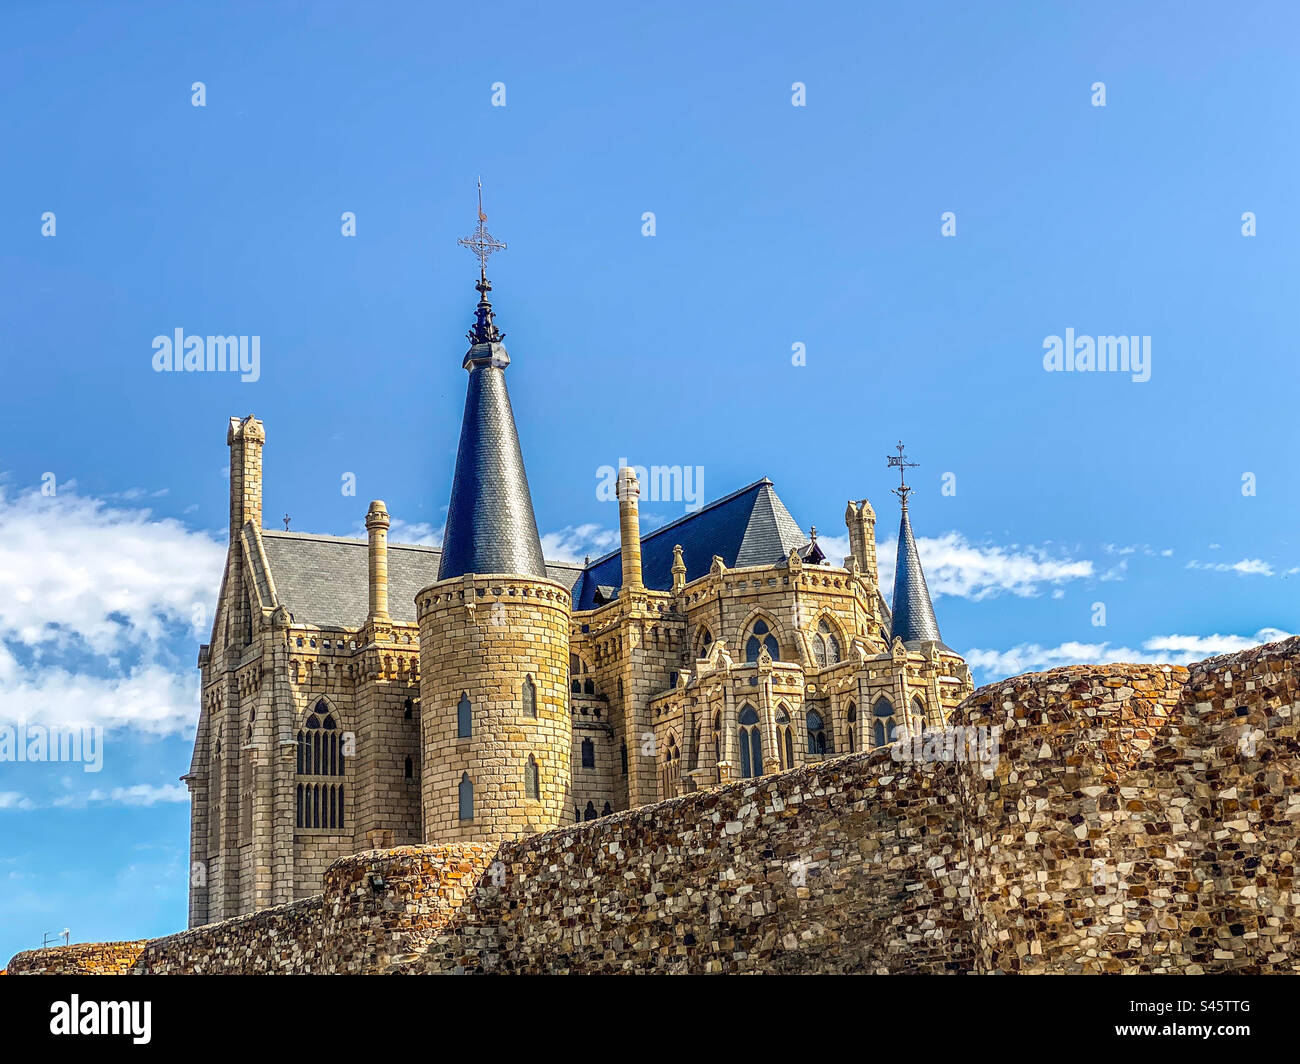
[437,189,547,582]
[886,441,941,645]
[891,501,941,644]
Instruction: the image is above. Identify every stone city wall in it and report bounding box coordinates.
[9,637,1298,975]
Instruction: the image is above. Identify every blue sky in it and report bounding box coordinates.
[0,0,1297,961]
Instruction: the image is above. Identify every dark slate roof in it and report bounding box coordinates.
[889,504,944,648]
[571,479,809,611]
[437,349,548,581]
[261,530,582,628]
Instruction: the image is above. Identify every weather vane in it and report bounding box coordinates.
[886,441,918,506]
[456,177,506,278]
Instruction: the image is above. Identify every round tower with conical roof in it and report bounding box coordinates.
[416,195,572,845]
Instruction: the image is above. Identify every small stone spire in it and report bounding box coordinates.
[671,544,687,593]
[887,443,941,645]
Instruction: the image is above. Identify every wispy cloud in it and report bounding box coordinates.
[878,532,1094,601]
[540,524,619,564]
[0,792,35,811]
[1186,558,1274,576]
[52,783,188,809]
[964,627,1293,680]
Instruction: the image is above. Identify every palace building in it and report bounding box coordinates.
[183,208,972,925]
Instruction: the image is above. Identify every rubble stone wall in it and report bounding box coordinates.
[10,638,1298,976]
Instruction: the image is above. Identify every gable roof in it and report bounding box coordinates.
[571,478,809,611]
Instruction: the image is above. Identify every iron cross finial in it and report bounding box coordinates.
[457,178,507,277]
[886,441,919,507]
[283,513,291,531]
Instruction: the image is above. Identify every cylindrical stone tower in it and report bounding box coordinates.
[416,575,571,843]
[418,202,572,845]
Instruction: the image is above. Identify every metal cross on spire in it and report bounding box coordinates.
[887,441,919,507]
[456,177,507,278]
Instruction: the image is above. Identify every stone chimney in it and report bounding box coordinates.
[227,415,265,542]
[366,500,391,622]
[844,498,878,586]
[618,466,643,593]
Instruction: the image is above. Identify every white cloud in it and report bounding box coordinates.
[965,627,1293,680]
[540,524,619,564]
[0,483,225,656]
[878,532,1094,602]
[0,642,198,735]
[0,481,221,736]
[385,518,443,547]
[1186,558,1274,576]
[52,783,188,809]
[0,792,34,811]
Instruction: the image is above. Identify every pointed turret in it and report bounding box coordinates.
[891,500,941,645]
[438,191,547,581]
[886,441,942,645]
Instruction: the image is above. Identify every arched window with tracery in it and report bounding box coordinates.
[744,619,780,663]
[813,618,842,666]
[525,755,540,800]
[806,709,827,755]
[872,697,896,749]
[775,705,794,770]
[458,773,474,821]
[296,703,346,831]
[846,702,857,753]
[738,704,763,778]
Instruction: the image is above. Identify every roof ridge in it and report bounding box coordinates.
[582,477,776,570]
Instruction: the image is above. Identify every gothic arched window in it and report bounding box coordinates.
[581,738,595,769]
[620,741,628,775]
[525,755,540,800]
[775,705,794,770]
[661,732,679,798]
[911,696,927,737]
[806,709,827,755]
[522,675,537,718]
[738,704,763,778]
[694,625,714,660]
[847,702,858,753]
[295,706,346,830]
[814,618,842,666]
[872,698,896,749]
[403,697,414,720]
[458,773,474,821]
[744,619,780,663]
[457,692,472,738]
[584,801,597,821]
